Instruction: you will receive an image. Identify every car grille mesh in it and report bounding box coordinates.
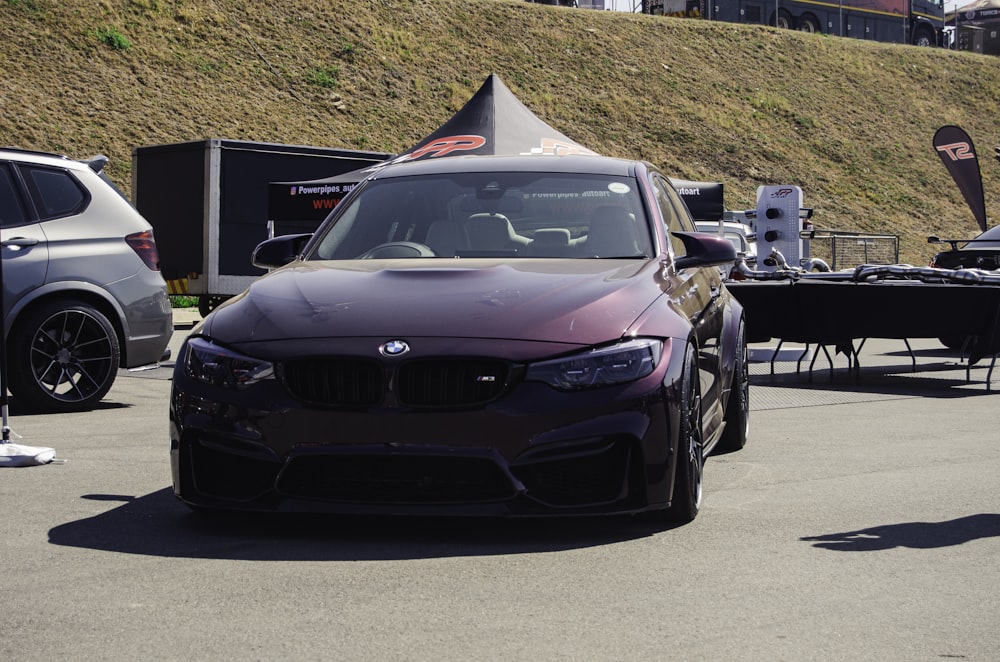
[280,357,508,408]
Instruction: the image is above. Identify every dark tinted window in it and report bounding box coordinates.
[966,224,1000,249]
[0,163,29,228]
[19,165,87,220]
[652,174,695,257]
[311,171,651,260]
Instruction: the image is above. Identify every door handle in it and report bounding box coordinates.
[2,237,39,248]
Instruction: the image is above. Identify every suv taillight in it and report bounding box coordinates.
[126,230,161,271]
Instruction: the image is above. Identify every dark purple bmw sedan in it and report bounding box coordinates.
[170,154,748,523]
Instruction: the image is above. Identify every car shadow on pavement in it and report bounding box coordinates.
[800,514,1000,551]
[750,360,999,399]
[48,487,677,560]
[7,397,133,416]
[749,340,1000,398]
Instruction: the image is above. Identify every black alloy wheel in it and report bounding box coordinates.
[665,342,704,523]
[9,301,120,413]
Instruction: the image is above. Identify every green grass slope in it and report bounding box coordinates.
[3,0,1000,263]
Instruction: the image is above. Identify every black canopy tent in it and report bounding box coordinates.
[266,74,597,226]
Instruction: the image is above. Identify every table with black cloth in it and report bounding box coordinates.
[726,277,1000,380]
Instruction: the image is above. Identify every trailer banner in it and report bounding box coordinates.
[933,125,987,233]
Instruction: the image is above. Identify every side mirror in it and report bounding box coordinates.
[673,232,737,270]
[252,233,312,269]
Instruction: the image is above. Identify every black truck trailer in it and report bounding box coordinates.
[642,0,945,46]
[132,139,390,314]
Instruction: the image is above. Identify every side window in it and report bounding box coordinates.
[0,163,29,228]
[652,175,693,258]
[18,165,87,220]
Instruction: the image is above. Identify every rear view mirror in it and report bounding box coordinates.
[252,233,312,269]
[672,232,737,270]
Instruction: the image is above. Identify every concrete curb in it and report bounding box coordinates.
[172,308,202,327]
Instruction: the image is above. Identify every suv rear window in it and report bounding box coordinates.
[18,164,88,220]
[0,164,29,227]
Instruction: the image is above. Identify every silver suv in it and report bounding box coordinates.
[0,148,172,412]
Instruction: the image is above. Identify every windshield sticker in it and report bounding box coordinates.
[608,183,630,195]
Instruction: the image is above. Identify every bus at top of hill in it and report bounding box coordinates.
[642,0,945,47]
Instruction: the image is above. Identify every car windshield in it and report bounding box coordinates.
[308,171,653,260]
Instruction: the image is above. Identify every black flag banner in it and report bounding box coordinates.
[933,125,987,233]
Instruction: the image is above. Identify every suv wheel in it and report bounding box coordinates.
[9,301,120,412]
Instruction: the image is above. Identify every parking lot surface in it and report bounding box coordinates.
[2,327,999,661]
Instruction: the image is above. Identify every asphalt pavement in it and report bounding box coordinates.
[2,321,999,661]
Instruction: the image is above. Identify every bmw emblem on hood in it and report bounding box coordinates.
[380,340,410,357]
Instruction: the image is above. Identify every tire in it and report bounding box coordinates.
[773,9,794,30]
[797,14,820,33]
[718,317,749,453]
[664,343,704,523]
[8,301,121,413]
[913,28,934,47]
[198,295,229,318]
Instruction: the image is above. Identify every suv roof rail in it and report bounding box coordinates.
[0,146,70,160]
[1,147,109,174]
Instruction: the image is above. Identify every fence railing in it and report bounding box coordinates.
[806,231,900,271]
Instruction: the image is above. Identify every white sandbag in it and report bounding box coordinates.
[0,442,58,467]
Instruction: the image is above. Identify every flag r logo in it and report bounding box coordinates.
[936,142,975,161]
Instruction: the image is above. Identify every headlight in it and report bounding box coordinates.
[525,339,663,391]
[183,336,274,389]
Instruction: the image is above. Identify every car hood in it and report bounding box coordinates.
[204,259,665,347]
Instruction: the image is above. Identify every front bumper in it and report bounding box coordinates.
[169,339,685,516]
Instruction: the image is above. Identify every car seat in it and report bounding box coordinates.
[584,206,641,257]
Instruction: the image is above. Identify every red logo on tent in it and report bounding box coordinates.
[396,135,487,162]
[936,142,975,161]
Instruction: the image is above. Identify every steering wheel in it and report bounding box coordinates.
[357,242,437,259]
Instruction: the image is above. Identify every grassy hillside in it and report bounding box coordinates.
[3,0,1000,264]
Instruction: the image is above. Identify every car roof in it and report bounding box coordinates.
[367,154,642,180]
[972,224,1000,242]
[0,147,93,172]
